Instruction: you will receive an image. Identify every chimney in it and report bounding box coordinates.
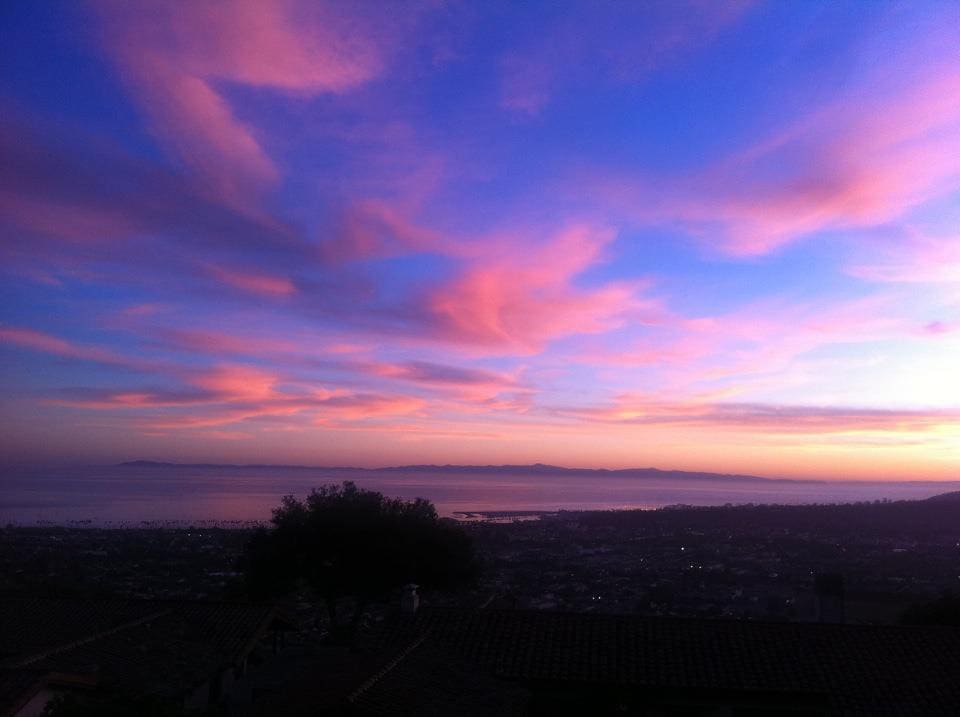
[814,573,845,623]
[401,583,419,615]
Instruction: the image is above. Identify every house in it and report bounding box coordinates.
[6,597,960,715]
[0,597,295,715]
[349,605,960,715]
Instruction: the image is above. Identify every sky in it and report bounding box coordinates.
[1,0,959,480]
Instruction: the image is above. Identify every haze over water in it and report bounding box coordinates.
[3,465,958,526]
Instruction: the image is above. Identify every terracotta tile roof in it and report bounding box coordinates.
[228,646,388,716]
[229,638,530,716]
[0,598,160,664]
[0,598,294,700]
[348,635,530,716]
[159,600,290,664]
[373,608,960,715]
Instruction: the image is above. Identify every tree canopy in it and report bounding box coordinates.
[240,482,478,626]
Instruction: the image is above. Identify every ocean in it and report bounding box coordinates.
[2,464,958,526]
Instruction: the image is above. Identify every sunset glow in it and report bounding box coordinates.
[2,1,960,479]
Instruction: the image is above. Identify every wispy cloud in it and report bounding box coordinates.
[207,266,297,297]
[591,9,960,256]
[3,1,959,475]
[423,224,654,351]
[847,228,960,284]
[91,0,402,201]
[554,396,960,436]
[500,0,751,117]
[0,326,122,365]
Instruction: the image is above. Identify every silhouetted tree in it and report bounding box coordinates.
[240,482,478,632]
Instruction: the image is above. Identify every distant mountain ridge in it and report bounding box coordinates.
[117,460,817,483]
[926,490,960,502]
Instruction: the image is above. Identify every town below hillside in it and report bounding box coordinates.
[3,496,958,628]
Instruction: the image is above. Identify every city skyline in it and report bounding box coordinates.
[2,0,960,480]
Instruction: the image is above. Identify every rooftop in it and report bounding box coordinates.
[367,607,960,715]
[0,597,294,713]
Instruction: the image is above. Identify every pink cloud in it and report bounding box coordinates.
[324,342,371,355]
[208,265,297,297]
[45,388,213,410]
[93,0,398,201]
[140,72,279,197]
[0,326,122,364]
[137,327,523,398]
[361,359,527,403]
[152,328,299,356]
[668,296,908,389]
[555,394,960,435]
[322,200,448,262]
[45,364,301,413]
[203,430,255,441]
[564,294,917,404]
[922,321,959,336]
[191,364,280,402]
[120,303,169,318]
[425,224,653,351]
[314,393,426,422]
[0,107,304,257]
[721,84,960,254]
[573,334,712,368]
[590,37,960,255]
[0,324,187,378]
[0,191,141,244]
[46,361,428,430]
[140,405,310,430]
[848,229,960,284]
[370,360,516,389]
[132,388,425,430]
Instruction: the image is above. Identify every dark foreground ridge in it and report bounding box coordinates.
[0,597,295,715]
[3,597,960,716]
[118,459,809,483]
[359,606,960,716]
[4,492,960,714]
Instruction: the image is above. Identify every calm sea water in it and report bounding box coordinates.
[2,465,959,526]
